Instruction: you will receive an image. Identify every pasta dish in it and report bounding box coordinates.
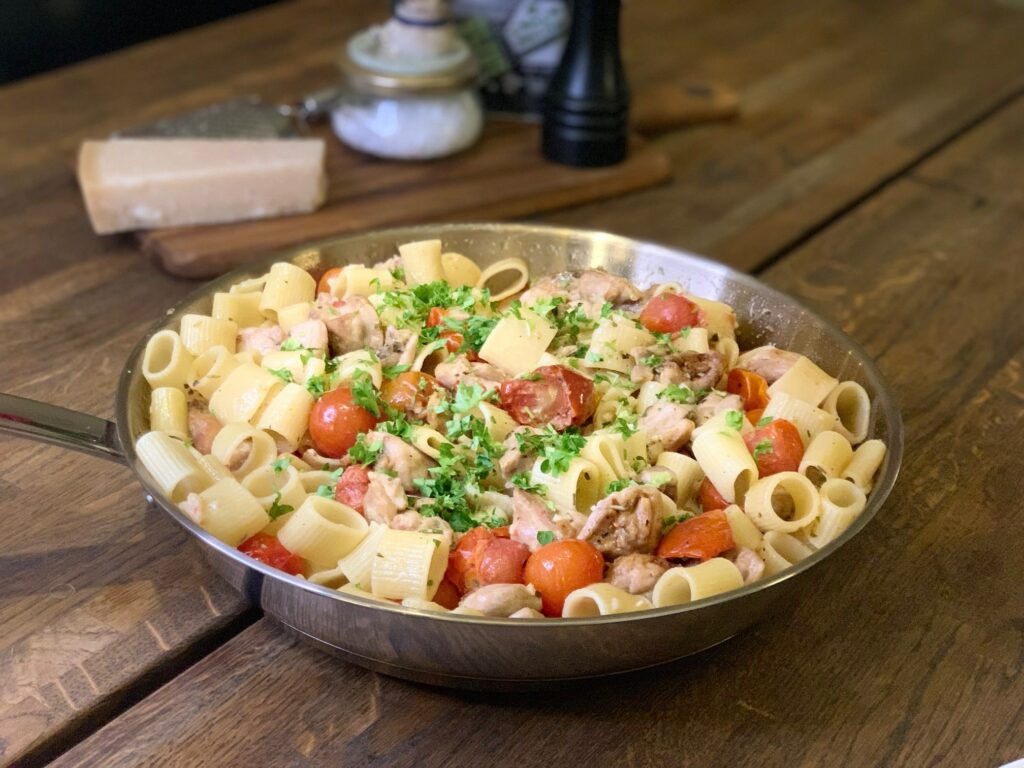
[135,240,887,619]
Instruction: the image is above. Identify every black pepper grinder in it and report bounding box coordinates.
[542,0,629,167]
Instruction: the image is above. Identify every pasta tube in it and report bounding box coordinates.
[530,457,602,514]
[842,439,887,492]
[654,451,705,506]
[149,387,188,440]
[208,363,283,424]
[744,472,819,533]
[823,381,871,444]
[255,383,315,449]
[806,478,867,548]
[476,257,530,302]
[399,239,445,285]
[768,356,839,406]
[188,345,239,401]
[441,252,482,287]
[259,262,317,321]
[562,583,653,617]
[277,496,369,572]
[477,309,556,375]
[651,558,744,607]
[722,503,763,550]
[337,522,389,591]
[212,290,264,328]
[210,422,277,479]
[799,430,854,487]
[136,430,210,502]
[370,529,450,601]
[142,330,194,390]
[691,429,757,505]
[762,391,835,448]
[759,531,815,576]
[192,477,269,546]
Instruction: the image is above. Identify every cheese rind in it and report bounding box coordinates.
[77,139,327,234]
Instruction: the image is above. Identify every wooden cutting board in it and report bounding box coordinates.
[138,120,672,278]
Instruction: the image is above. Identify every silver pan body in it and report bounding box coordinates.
[116,224,903,690]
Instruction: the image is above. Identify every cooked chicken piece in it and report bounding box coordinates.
[498,428,534,481]
[508,607,545,619]
[509,489,585,552]
[390,511,454,550]
[376,326,417,369]
[368,431,434,491]
[695,392,744,426]
[578,485,663,558]
[637,465,677,500]
[319,295,384,355]
[433,355,505,393]
[657,350,725,391]
[362,471,408,525]
[237,325,285,359]
[639,402,695,458]
[423,390,449,432]
[733,547,766,584]
[187,406,223,455]
[520,269,641,313]
[735,346,801,384]
[180,493,205,525]
[458,584,542,617]
[300,447,342,470]
[288,319,327,353]
[519,271,575,306]
[372,254,402,273]
[606,554,670,594]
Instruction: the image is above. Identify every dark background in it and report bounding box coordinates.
[0,0,282,85]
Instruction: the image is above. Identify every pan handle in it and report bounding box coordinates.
[0,393,127,465]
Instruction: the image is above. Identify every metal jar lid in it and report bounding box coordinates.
[338,27,480,97]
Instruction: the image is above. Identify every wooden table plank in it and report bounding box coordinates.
[45,87,1024,768]
[4,0,1024,764]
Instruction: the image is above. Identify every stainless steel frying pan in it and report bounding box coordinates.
[0,224,903,690]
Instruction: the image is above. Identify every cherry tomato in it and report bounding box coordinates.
[499,365,596,429]
[698,476,730,512]
[639,293,705,334]
[432,578,462,610]
[446,526,528,594]
[238,533,304,576]
[427,306,475,358]
[381,371,437,413]
[727,368,770,412]
[309,387,379,458]
[743,418,804,476]
[317,267,344,296]
[334,464,370,513]
[657,509,734,562]
[523,539,605,617]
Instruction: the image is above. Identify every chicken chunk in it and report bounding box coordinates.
[520,269,641,313]
[657,350,725,390]
[497,428,534,481]
[639,402,695,458]
[578,485,663,558]
[695,392,744,426]
[458,584,542,617]
[733,547,766,584]
[376,326,417,369]
[390,511,454,550]
[606,554,670,594]
[319,295,383,355]
[187,406,223,455]
[509,489,585,552]
[735,346,801,384]
[368,431,434,491]
[508,607,545,619]
[433,355,505,393]
[637,465,677,500]
[362,471,408,525]
[288,319,328,354]
[237,325,285,359]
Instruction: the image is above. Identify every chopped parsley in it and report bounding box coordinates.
[382,363,411,378]
[347,434,383,466]
[350,370,381,417]
[378,410,414,441]
[413,443,503,532]
[658,384,705,405]
[305,374,328,399]
[510,473,546,495]
[529,296,565,319]
[268,367,294,383]
[600,301,613,318]
[267,492,294,520]
[661,511,694,532]
[280,337,303,351]
[752,439,773,460]
[610,404,638,439]
[536,530,556,546]
[641,354,664,367]
[514,426,586,475]
[606,478,636,494]
[724,409,744,431]
[757,415,774,427]
[271,457,290,474]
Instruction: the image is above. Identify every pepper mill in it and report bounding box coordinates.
[542,0,630,167]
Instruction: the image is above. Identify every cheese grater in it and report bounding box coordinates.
[113,87,344,139]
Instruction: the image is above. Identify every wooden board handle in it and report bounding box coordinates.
[632,81,740,135]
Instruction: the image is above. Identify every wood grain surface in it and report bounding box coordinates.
[47,81,1024,768]
[2,0,1024,764]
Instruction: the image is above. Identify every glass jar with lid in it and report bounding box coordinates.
[331,13,483,161]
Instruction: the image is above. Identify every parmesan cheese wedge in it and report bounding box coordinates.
[77,138,327,234]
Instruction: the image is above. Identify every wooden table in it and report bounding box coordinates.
[2,1,1022,765]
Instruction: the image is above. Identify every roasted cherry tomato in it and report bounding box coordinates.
[498,365,596,429]
[239,533,304,575]
[334,464,371,513]
[657,509,734,562]
[427,306,474,358]
[381,371,437,414]
[309,387,379,458]
[639,293,705,334]
[743,418,804,476]
[446,526,529,594]
[727,368,770,412]
[747,408,766,426]
[432,577,462,610]
[698,476,731,512]
[523,539,605,617]
[317,267,344,296]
